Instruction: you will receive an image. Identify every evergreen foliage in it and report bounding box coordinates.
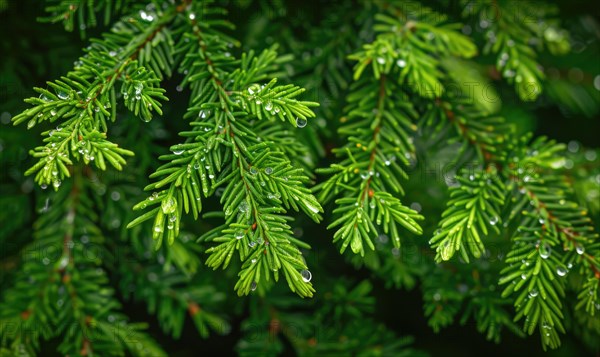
[1,0,599,355]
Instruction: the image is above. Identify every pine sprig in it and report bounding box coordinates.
[127,7,321,297]
[498,136,600,349]
[236,280,425,356]
[39,0,138,36]
[462,0,570,101]
[422,261,525,344]
[121,263,230,339]
[0,171,165,356]
[3,0,598,354]
[351,5,477,98]
[421,100,513,165]
[11,2,180,189]
[430,169,505,262]
[317,74,423,256]
[233,79,319,125]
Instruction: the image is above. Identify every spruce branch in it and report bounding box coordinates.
[236,280,426,356]
[128,7,321,297]
[39,0,138,35]
[2,0,598,354]
[497,136,600,349]
[423,100,513,164]
[351,5,477,98]
[422,264,525,343]
[317,75,423,257]
[462,0,570,101]
[11,2,182,189]
[0,169,165,356]
[430,169,505,262]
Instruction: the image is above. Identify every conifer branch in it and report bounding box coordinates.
[128,4,321,297]
[2,0,598,354]
[11,2,183,188]
[39,0,138,35]
[462,0,570,101]
[317,74,423,256]
[0,168,165,356]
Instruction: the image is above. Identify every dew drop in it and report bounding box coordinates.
[234,230,244,239]
[198,109,209,119]
[539,242,551,259]
[489,216,499,226]
[264,167,273,175]
[528,288,539,298]
[162,197,176,214]
[576,244,585,255]
[556,266,567,277]
[296,117,307,128]
[301,269,312,282]
[57,91,70,100]
[396,59,406,68]
[250,281,257,291]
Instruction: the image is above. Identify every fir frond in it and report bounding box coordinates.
[462,0,570,101]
